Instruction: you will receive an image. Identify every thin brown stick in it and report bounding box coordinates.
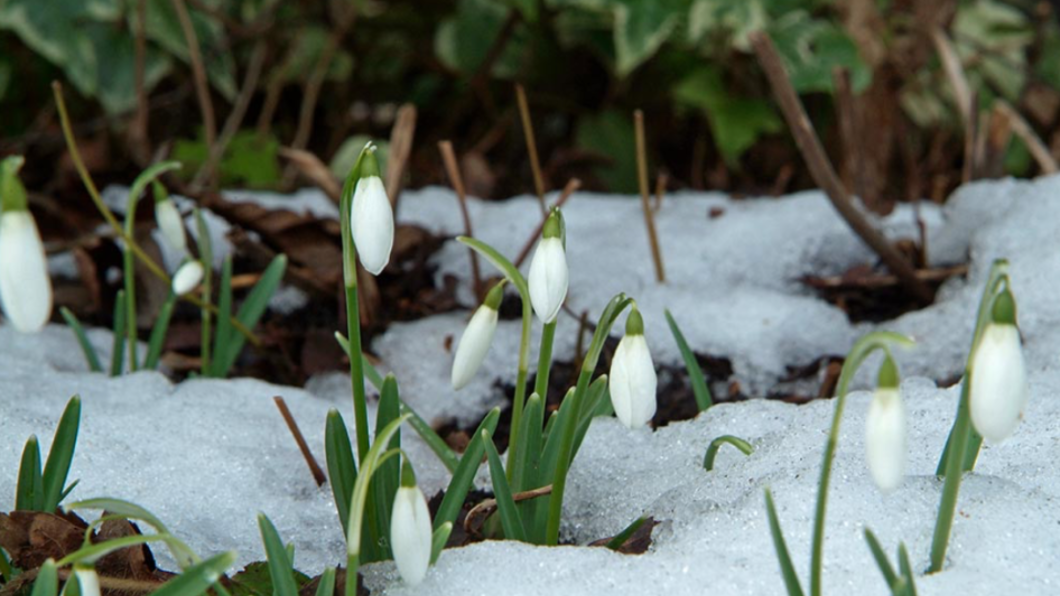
[278,147,342,201]
[273,396,327,486]
[634,110,666,283]
[386,104,418,210]
[281,7,357,186]
[995,100,1059,174]
[573,309,589,370]
[439,140,483,299]
[256,78,283,136]
[832,67,871,209]
[932,27,973,126]
[172,0,216,165]
[516,83,547,215]
[748,32,933,303]
[191,41,267,191]
[130,0,150,164]
[653,173,667,212]
[513,178,581,268]
[962,92,980,183]
[464,484,552,537]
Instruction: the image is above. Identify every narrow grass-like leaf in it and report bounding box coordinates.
[537,389,576,490]
[482,430,526,542]
[314,567,336,596]
[897,544,918,596]
[511,393,543,495]
[214,255,286,376]
[346,416,408,557]
[151,551,237,596]
[430,522,452,565]
[325,410,358,532]
[67,498,198,569]
[58,480,80,504]
[58,534,173,566]
[109,291,127,376]
[664,309,712,410]
[194,209,213,376]
[258,514,299,596]
[144,294,177,370]
[434,408,500,530]
[127,162,182,212]
[369,375,402,560]
[0,545,14,583]
[604,516,649,550]
[209,257,234,378]
[16,435,42,511]
[29,559,58,596]
[400,402,458,474]
[42,396,80,512]
[572,376,610,459]
[863,528,899,589]
[456,237,529,298]
[59,308,102,373]
[703,435,754,471]
[764,489,805,596]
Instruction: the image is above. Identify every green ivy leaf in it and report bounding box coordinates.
[135,0,237,101]
[575,109,639,193]
[227,561,311,596]
[435,0,529,79]
[173,129,281,188]
[768,11,871,94]
[612,0,688,77]
[954,0,1031,102]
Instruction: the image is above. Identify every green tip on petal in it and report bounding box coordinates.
[483,279,506,310]
[877,353,900,389]
[625,307,645,336]
[401,459,418,488]
[542,209,563,240]
[1,155,28,213]
[359,143,382,180]
[991,289,1017,326]
[152,180,169,204]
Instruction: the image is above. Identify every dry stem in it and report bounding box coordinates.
[516,83,547,215]
[513,177,581,268]
[634,110,666,283]
[439,140,483,299]
[274,396,327,485]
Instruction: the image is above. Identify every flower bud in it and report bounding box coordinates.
[0,156,52,333]
[865,355,907,492]
[350,146,394,276]
[970,290,1028,443]
[390,461,433,586]
[609,308,657,428]
[528,209,568,324]
[451,281,504,390]
[74,567,102,596]
[153,182,187,255]
[172,260,205,295]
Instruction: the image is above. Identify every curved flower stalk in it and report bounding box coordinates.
[451,280,504,390]
[390,461,433,585]
[528,208,568,324]
[0,156,52,333]
[609,307,657,428]
[349,144,394,276]
[969,289,1027,443]
[865,355,907,492]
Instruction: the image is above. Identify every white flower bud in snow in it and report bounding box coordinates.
[970,290,1028,443]
[609,308,657,429]
[171,260,205,295]
[451,281,504,390]
[74,568,101,596]
[0,156,52,333]
[390,462,433,586]
[865,355,906,492]
[153,186,187,255]
[528,209,567,324]
[350,147,393,276]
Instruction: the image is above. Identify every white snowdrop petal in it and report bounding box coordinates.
[0,211,52,332]
[155,199,187,255]
[351,176,394,276]
[390,486,433,585]
[172,261,205,295]
[74,569,102,596]
[528,238,568,324]
[865,388,907,492]
[451,306,499,390]
[609,335,657,428]
[970,324,1029,443]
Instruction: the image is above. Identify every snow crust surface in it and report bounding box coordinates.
[3,175,1060,595]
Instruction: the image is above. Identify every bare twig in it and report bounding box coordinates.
[634,110,666,284]
[832,67,871,209]
[191,41,268,191]
[278,147,342,201]
[386,104,418,210]
[273,396,327,486]
[513,178,581,268]
[515,83,548,215]
[172,0,217,166]
[932,27,973,125]
[995,100,1059,174]
[439,140,483,299]
[962,92,980,183]
[464,484,552,537]
[749,32,932,302]
[653,173,667,212]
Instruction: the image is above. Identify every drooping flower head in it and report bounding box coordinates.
[171,260,205,295]
[0,156,52,333]
[528,208,568,324]
[609,306,657,429]
[451,280,505,390]
[153,181,187,256]
[970,288,1028,443]
[390,460,433,585]
[865,353,907,492]
[348,144,394,276]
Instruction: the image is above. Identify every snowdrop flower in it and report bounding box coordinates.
[350,145,393,276]
[609,307,657,428]
[970,289,1028,443]
[172,260,205,295]
[865,355,907,492]
[74,567,101,596]
[528,208,567,324]
[390,461,433,586]
[153,183,187,255]
[451,281,504,390]
[0,156,52,333]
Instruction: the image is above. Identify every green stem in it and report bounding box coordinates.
[534,320,557,399]
[345,553,359,596]
[808,331,913,596]
[929,381,970,572]
[505,298,532,481]
[340,181,371,463]
[123,220,139,372]
[703,435,754,471]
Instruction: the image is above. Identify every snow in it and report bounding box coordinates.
[4,174,1060,594]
